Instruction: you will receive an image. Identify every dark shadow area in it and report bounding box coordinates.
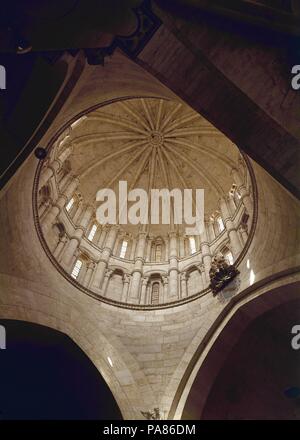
[183,299,300,419]
[0,320,122,420]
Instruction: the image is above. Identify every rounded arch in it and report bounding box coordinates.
[165,277,300,419]
[78,251,92,262]
[213,240,231,258]
[109,265,129,276]
[0,290,157,419]
[0,319,122,420]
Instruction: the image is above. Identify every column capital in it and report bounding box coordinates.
[239,222,248,233]
[123,274,131,284]
[142,277,148,286]
[162,275,168,285]
[104,269,113,279]
[48,158,62,173]
[180,272,187,281]
[168,231,178,239]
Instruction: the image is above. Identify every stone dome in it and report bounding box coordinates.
[35,97,255,308]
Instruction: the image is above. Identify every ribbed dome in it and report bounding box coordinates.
[56,97,240,235]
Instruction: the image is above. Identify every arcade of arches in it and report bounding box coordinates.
[0,1,299,420]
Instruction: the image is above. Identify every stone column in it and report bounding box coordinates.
[72,201,84,224]
[42,175,79,232]
[239,223,248,244]
[39,198,51,218]
[165,237,169,260]
[196,264,205,291]
[231,167,252,215]
[146,238,152,262]
[70,249,79,274]
[228,193,236,214]
[129,237,137,260]
[199,264,206,289]
[219,197,242,258]
[200,221,212,283]
[61,204,94,270]
[78,263,87,284]
[162,275,169,302]
[121,274,130,302]
[92,226,118,292]
[168,232,179,299]
[180,272,187,298]
[130,231,146,301]
[140,277,148,304]
[39,159,61,189]
[102,270,113,296]
[82,261,95,288]
[53,234,67,259]
[179,237,185,257]
[58,170,72,192]
[97,226,107,248]
[208,219,216,241]
[113,236,120,256]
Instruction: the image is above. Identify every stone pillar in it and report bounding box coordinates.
[58,145,73,163]
[121,274,130,302]
[53,234,67,259]
[162,275,169,302]
[196,264,205,291]
[239,223,248,244]
[61,204,94,270]
[195,234,200,252]
[39,159,60,189]
[92,226,118,291]
[228,193,236,214]
[165,238,169,260]
[58,170,72,191]
[200,264,207,289]
[168,232,179,299]
[200,221,212,283]
[180,272,187,298]
[130,231,146,301]
[102,270,113,296]
[231,167,252,215]
[140,277,148,304]
[146,238,152,262]
[113,236,120,256]
[129,237,137,260]
[219,197,242,258]
[42,175,79,232]
[39,198,51,218]
[208,219,216,241]
[72,201,84,224]
[68,248,77,270]
[97,226,107,248]
[80,204,94,229]
[77,263,87,284]
[179,237,185,257]
[82,261,95,288]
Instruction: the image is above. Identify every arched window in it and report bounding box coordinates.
[151,282,160,305]
[120,240,128,258]
[71,259,82,280]
[189,237,196,254]
[66,197,74,212]
[88,224,97,241]
[217,216,225,233]
[155,244,162,262]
